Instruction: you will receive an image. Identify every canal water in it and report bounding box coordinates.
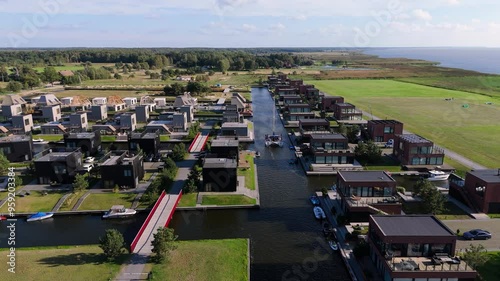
[0,87,351,280]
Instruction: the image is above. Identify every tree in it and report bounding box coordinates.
[337,123,347,135]
[99,229,125,260]
[183,165,202,193]
[0,153,10,176]
[186,81,210,95]
[114,73,122,79]
[355,141,382,165]
[171,143,186,161]
[463,244,489,269]
[6,81,23,92]
[151,227,178,263]
[217,58,230,73]
[346,125,360,143]
[42,66,60,85]
[417,179,446,214]
[73,173,89,192]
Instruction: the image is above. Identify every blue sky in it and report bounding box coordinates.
[1,0,500,48]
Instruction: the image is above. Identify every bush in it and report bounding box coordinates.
[321,187,328,197]
[99,229,126,260]
[396,186,406,194]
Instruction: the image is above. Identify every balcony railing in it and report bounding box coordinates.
[348,196,400,207]
[388,256,474,272]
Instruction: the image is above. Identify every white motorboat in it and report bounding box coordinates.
[265,104,284,148]
[27,212,53,222]
[328,240,339,251]
[102,205,137,219]
[428,170,450,181]
[313,206,326,220]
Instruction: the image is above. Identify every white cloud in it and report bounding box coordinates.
[412,9,432,21]
[291,14,307,21]
[270,23,286,31]
[241,23,256,32]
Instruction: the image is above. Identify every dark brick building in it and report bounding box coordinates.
[367,120,404,143]
[64,132,102,157]
[202,158,238,192]
[0,135,33,162]
[100,151,144,188]
[393,134,444,167]
[34,150,83,184]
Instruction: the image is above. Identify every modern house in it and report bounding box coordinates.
[367,120,404,143]
[173,93,197,108]
[368,215,477,281]
[309,133,354,165]
[337,171,400,222]
[144,120,173,134]
[135,105,150,123]
[100,151,144,188]
[41,123,66,134]
[180,105,194,123]
[34,150,83,184]
[287,103,312,113]
[129,132,160,157]
[119,113,137,132]
[299,119,331,135]
[64,132,101,156]
[11,114,33,133]
[0,135,33,162]
[333,103,363,121]
[154,97,167,107]
[1,94,29,118]
[68,112,88,132]
[450,169,500,214]
[223,111,241,123]
[275,86,298,97]
[220,122,249,138]
[287,112,316,121]
[92,97,107,106]
[202,158,238,192]
[172,112,188,132]
[210,139,239,161]
[393,134,445,167]
[282,95,302,105]
[90,104,108,121]
[123,97,138,108]
[322,96,345,112]
[107,96,127,112]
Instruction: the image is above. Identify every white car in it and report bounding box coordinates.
[82,163,93,172]
[84,157,95,163]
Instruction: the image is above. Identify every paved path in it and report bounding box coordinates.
[361,111,487,170]
[443,219,500,252]
[51,192,72,212]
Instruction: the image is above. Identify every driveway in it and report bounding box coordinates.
[443,219,500,251]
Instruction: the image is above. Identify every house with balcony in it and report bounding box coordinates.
[337,171,400,222]
[220,122,250,139]
[333,103,363,121]
[0,135,33,162]
[209,139,239,162]
[287,103,312,113]
[100,151,144,188]
[322,96,345,112]
[393,134,445,168]
[129,132,160,157]
[289,79,303,88]
[282,95,302,105]
[287,112,316,122]
[1,94,29,118]
[41,123,66,134]
[309,133,355,165]
[450,169,500,214]
[64,132,101,156]
[299,119,331,135]
[34,150,83,184]
[202,158,238,192]
[367,120,404,143]
[368,215,477,281]
[11,114,33,133]
[275,86,298,97]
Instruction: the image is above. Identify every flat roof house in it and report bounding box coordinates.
[68,112,88,132]
[41,123,66,134]
[368,215,476,281]
[100,151,144,188]
[129,132,160,157]
[322,96,345,112]
[367,120,404,143]
[333,103,363,121]
[287,112,316,122]
[309,133,354,165]
[0,135,33,162]
[34,150,83,184]
[220,122,249,138]
[299,119,331,135]
[282,95,302,104]
[202,158,238,192]
[11,114,33,133]
[337,171,400,222]
[210,139,239,162]
[450,169,500,214]
[394,134,444,167]
[64,132,101,157]
[287,103,312,113]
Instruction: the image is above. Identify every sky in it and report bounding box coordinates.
[1,0,500,48]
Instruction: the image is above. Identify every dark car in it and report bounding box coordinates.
[463,229,492,240]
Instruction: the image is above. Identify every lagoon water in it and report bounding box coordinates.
[363,47,500,74]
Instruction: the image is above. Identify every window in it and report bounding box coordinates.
[25,118,30,125]
[1,147,11,154]
[124,169,132,177]
[384,126,394,134]
[81,116,86,123]
[315,156,325,164]
[53,164,67,175]
[375,136,383,142]
[56,108,61,114]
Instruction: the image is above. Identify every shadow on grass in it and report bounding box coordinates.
[37,252,130,267]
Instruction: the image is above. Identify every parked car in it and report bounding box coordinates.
[463,229,491,240]
[84,156,95,163]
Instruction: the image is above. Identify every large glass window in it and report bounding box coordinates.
[315,156,325,164]
[124,169,132,177]
[341,156,347,164]
[383,187,392,196]
[384,126,394,134]
[373,186,383,197]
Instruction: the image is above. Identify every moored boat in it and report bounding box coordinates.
[102,205,137,219]
[427,170,450,181]
[0,215,7,221]
[310,195,320,206]
[27,212,53,222]
[328,240,339,251]
[313,206,326,220]
[255,151,261,157]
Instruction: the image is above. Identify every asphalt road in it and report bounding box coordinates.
[443,219,500,252]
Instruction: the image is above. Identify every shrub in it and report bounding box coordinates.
[396,186,406,194]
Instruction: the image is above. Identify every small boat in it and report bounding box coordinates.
[328,240,339,251]
[255,151,261,157]
[32,138,45,142]
[102,205,137,219]
[427,170,450,181]
[27,212,53,222]
[313,206,326,220]
[0,216,7,221]
[310,195,320,206]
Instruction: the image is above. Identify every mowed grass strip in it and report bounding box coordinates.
[177,193,197,207]
[78,193,135,210]
[477,251,500,281]
[309,79,500,168]
[150,239,249,281]
[238,154,256,190]
[0,245,127,281]
[0,191,65,213]
[201,195,256,206]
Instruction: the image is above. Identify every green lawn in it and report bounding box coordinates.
[59,192,83,211]
[178,193,197,207]
[444,156,471,178]
[402,201,471,220]
[78,193,135,210]
[35,134,64,142]
[309,79,500,168]
[150,239,248,281]
[364,155,401,172]
[0,191,66,213]
[0,245,127,281]
[477,251,500,281]
[101,135,116,142]
[201,195,256,206]
[397,76,500,98]
[238,154,256,190]
[159,135,170,141]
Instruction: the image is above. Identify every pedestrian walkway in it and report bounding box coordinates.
[51,192,72,212]
[447,195,490,220]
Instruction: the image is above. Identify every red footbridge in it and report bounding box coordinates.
[188,132,209,153]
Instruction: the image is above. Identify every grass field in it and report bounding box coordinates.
[402,201,471,220]
[309,79,500,168]
[178,193,197,207]
[0,245,127,281]
[59,192,83,211]
[0,191,65,213]
[397,76,500,98]
[150,239,248,281]
[55,89,152,99]
[201,195,256,206]
[78,193,135,210]
[238,154,256,190]
[34,134,64,142]
[477,251,500,281]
